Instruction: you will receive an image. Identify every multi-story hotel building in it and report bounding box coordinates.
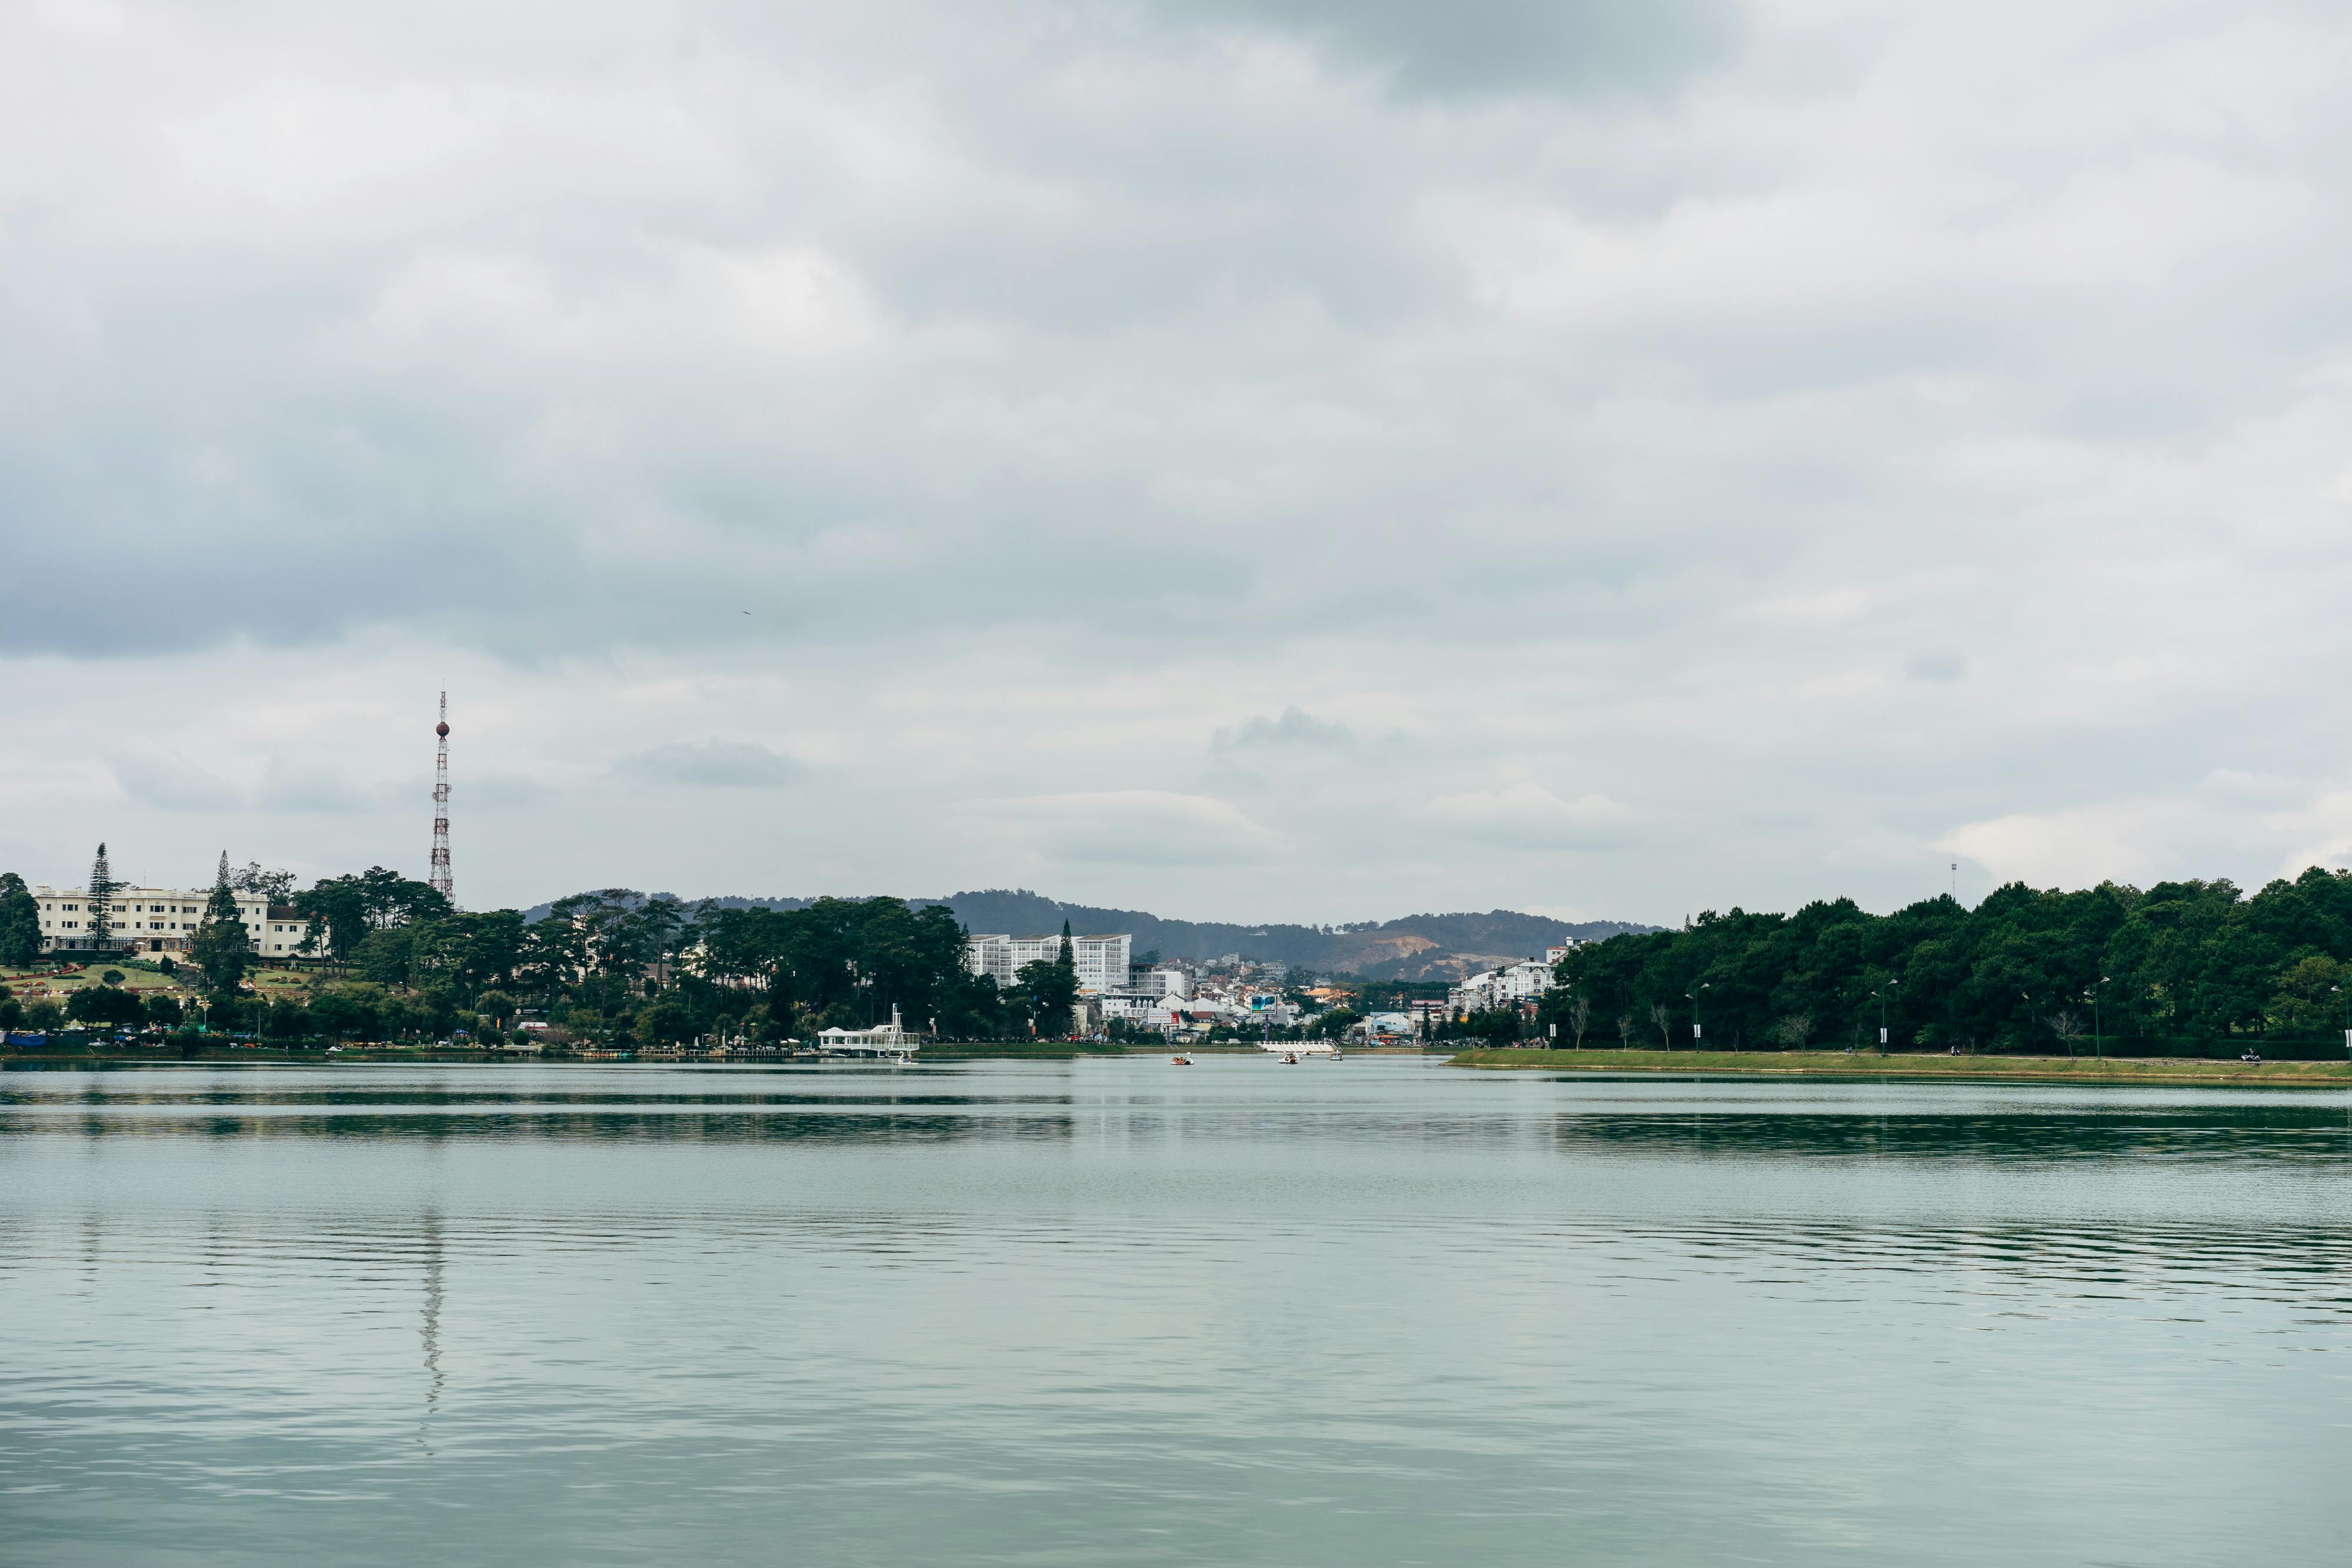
[964,931,1134,995]
[30,885,318,958]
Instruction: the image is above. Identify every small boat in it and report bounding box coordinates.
[1171,1052,1192,1065]
[1281,1052,1299,1065]
[1327,1046,1344,1061]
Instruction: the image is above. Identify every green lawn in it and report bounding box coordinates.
[2,962,193,997]
[1451,1048,2352,1085]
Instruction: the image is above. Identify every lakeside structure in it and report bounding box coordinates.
[29,884,310,959]
[814,1005,924,1057]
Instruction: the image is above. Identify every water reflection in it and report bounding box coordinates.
[418,1209,442,1456]
[4,1061,2349,1566]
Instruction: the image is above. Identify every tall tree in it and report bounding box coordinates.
[186,879,253,995]
[0,872,38,965]
[294,877,370,964]
[87,843,117,950]
[1017,922,1082,1038]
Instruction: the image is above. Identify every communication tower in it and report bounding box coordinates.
[430,692,453,904]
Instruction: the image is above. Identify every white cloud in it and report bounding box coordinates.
[1939,806,2171,891]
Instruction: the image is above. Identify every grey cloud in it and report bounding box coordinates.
[110,746,246,813]
[1420,781,1637,851]
[8,1,2352,924]
[1214,706,1354,750]
[617,741,807,789]
[255,765,385,815]
[963,790,1290,867]
[462,773,563,810]
[1177,0,1743,99]
[1905,648,1967,684]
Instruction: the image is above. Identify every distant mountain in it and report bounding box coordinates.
[520,887,1655,980]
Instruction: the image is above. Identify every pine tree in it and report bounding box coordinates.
[215,851,230,889]
[86,842,116,951]
[188,876,253,997]
[0,872,39,965]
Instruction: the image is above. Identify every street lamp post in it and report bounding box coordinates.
[2336,984,2349,1062]
[1686,983,1710,1052]
[2091,975,2109,1061]
[1873,980,1899,1057]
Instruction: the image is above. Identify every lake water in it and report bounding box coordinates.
[3,1058,2347,1566]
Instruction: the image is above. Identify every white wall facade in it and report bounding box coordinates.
[31,885,312,958]
[965,931,1134,995]
[1449,959,1556,1014]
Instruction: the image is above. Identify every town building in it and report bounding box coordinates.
[29,884,312,958]
[1120,964,1192,999]
[964,931,1134,995]
[1448,958,1558,1014]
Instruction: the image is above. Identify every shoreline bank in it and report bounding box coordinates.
[1,1042,1398,1068]
[1449,1047,2352,1086]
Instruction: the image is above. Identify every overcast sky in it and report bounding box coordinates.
[5,0,2351,925]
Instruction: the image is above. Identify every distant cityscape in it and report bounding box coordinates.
[974,928,1576,1043]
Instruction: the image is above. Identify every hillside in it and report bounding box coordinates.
[522,887,1652,979]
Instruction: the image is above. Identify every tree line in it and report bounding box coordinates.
[2,860,1087,1047]
[1532,869,2352,1052]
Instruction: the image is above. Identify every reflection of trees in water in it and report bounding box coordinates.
[1546,1108,2352,1165]
[0,1086,1071,1112]
[1522,1212,2352,1325]
[0,1109,1081,1144]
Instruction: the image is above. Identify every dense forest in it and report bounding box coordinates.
[316,888,1085,1044]
[1535,870,2352,1054]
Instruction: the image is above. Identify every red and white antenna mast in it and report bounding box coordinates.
[430,691,453,904]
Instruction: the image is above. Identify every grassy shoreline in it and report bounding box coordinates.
[1449,1047,2352,1085]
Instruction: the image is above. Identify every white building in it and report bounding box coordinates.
[1120,964,1192,999]
[1545,941,1579,964]
[816,1005,923,1057]
[965,931,1134,995]
[1448,959,1557,1014]
[30,884,310,958]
